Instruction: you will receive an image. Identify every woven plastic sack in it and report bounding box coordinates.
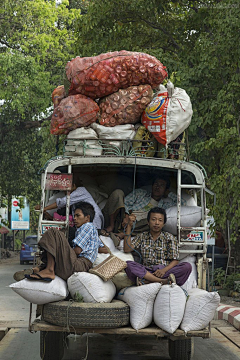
[180,288,220,332]
[51,94,99,135]
[99,85,153,126]
[141,81,193,146]
[65,50,167,99]
[117,283,161,330]
[52,85,66,108]
[153,284,186,334]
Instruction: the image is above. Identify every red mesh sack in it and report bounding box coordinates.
[50,94,99,135]
[52,85,66,108]
[65,50,167,99]
[99,85,153,126]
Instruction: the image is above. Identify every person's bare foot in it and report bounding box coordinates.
[105,225,114,233]
[27,269,55,280]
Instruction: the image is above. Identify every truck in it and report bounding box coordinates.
[29,136,212,360]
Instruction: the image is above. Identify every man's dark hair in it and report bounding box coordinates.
[151,174,171,189]
[147,207,167,224]
[73,201,95,222]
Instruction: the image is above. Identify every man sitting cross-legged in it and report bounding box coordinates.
[124,207,192,286]
[24,201,108,282]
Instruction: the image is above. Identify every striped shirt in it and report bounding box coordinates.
[72,222,104,263]
[132,231,179,267]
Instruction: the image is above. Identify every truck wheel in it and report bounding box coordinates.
[42,300,129,328]
[40,331,66,360]
[168,338,194,360]
[20,260,24,265]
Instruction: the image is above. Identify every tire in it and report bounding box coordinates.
[40,331,65,360]
[42,300,130,328]
[168,338,194,360]
[20,260,24,265]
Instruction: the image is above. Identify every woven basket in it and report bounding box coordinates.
[89,254,127,281]
[89,239,127,281]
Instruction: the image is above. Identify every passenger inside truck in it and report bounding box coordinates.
[101,173,186,240]
[35,174,104,230]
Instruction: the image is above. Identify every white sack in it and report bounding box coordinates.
[179,255,198,291]
[163,206,202,235]
[67,127,98,139]
[67,272,116,303]
[9,276,68,305]
[64,139,102,156]
[153,284,186,334]
[91,123,136,148]
[117,283,161,330]
[93,237,134,267]
[180,288,220,332]
[141,81,193,145]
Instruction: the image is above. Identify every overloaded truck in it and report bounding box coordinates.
[27,51,218,360]
[28,139,215,360]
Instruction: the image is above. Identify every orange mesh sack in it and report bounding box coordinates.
[141,81,193,146]
[52,85,66,108]
[65,50,167,99]
[50,94,99,135]
[99,85,153,126]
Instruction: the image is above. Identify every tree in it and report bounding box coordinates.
[73,0,239,243]
[0,0,81,229]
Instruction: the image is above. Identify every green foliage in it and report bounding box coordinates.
[73,292,84,303]
[0,0,239,245]
[0,0,81,231]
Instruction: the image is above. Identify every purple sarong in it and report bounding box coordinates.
[125,261,192,286]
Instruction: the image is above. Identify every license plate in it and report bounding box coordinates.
[31,252,35,256]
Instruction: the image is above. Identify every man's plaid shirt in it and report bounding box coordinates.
[132,231,179,267]
[124,189,186,214]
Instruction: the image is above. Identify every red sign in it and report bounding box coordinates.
[13,201,19,207]
[45,173,73,191]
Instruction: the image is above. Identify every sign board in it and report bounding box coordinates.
[45,173,72,191]
[206,216,216,246]
[183,231,204,243]
[41,223,63,234]
[11,197,30,230]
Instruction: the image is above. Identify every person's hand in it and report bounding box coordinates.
[153,268,167,278]
[122,214,130,227]
[35,204,40,210]
[98,246,109,254]
[128,213,136,227]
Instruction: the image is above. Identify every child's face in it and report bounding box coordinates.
[74,209,89,228]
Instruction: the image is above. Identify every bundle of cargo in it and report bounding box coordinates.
[52,85,66,108]
[65,50,167,99]
[50,94,99,135]
[99,85,153,126]
[141,81,193,146]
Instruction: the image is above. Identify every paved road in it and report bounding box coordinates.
[0,257,240,360]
